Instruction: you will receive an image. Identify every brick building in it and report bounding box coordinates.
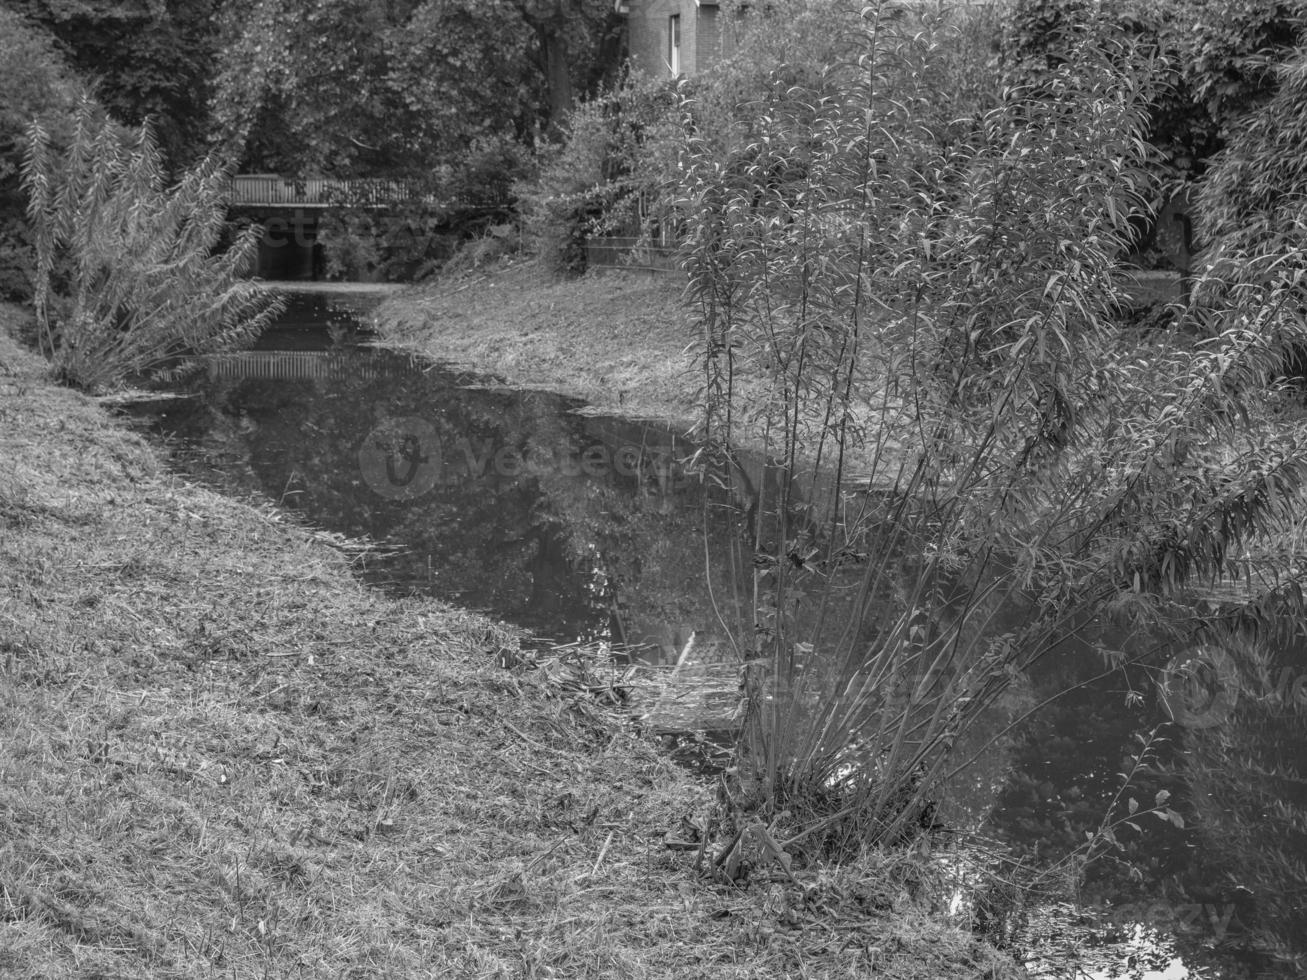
[616,0,728,77]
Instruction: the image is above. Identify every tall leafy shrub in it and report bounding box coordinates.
[679,2,1307,866]
[24,100,282,392]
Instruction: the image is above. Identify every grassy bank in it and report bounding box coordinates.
[376,260,697,425]
[0,302,1022,978]
[374,260,1181,462]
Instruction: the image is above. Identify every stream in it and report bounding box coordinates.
[121,287,1306,980]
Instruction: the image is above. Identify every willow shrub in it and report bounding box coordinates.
[679,2,1307,861]
[23,99,282,392]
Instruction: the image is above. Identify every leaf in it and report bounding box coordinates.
[1128,797,1138,814]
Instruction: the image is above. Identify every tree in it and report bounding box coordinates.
[507,0,624,135]
[211,0,438,178]
[210,0,623,180]
[389,0,540,163]
[8,0,222,168]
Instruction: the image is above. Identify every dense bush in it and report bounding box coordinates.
[10,0,222,169]
[428,134,535,275]
[516,72,681,274]
[1189,42,1307,389]
[24,100,283,392]
[316,210,386,282]
[518,0,1004,275]
[438,134,533,230]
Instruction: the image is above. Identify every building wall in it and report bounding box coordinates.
[626,0,676,77]
[625,0,725,78]
[692,4,722,74]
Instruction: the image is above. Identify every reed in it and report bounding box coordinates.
[23,97,282,392]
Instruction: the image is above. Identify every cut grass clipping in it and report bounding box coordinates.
[0,302,1022,978]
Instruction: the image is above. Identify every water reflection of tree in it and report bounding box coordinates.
[159,354,753,647]
[974,635,1307,977]
[1176,675,1307,974]
[984,664,1188,889]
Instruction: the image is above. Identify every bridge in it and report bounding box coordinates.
[226,175,433,209]
[225,175,436,280]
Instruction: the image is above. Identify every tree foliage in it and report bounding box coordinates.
[24,99,283,392]
[210,0,622,180]
[8,0,222,168]
[211,0,436,178]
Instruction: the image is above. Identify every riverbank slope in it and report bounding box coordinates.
[0,302,1020,978]
[376,259,697,424]
[374,260,1180,448]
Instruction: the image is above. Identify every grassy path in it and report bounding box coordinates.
[0,303,1021,978]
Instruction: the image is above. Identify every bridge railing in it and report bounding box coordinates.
[193,350,421,382]
[226,175,434,208]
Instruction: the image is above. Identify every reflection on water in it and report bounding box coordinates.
[945,633,1307,979]
[155,359,720,645]
[137,294,765,656]
[130,292,1305,979]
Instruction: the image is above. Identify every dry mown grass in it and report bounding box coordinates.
[375,260,1184,444]
[0,302,1022,979]
[375,260,699,425]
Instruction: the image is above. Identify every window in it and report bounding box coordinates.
[668,14,681,75]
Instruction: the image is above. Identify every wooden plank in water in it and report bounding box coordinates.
[627,662,744,735]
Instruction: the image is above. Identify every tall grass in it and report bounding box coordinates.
[679,1,1307,859]
[23,98,282,392]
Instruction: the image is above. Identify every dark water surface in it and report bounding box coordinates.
[126,290,1305,980]
[141,292,738,655]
